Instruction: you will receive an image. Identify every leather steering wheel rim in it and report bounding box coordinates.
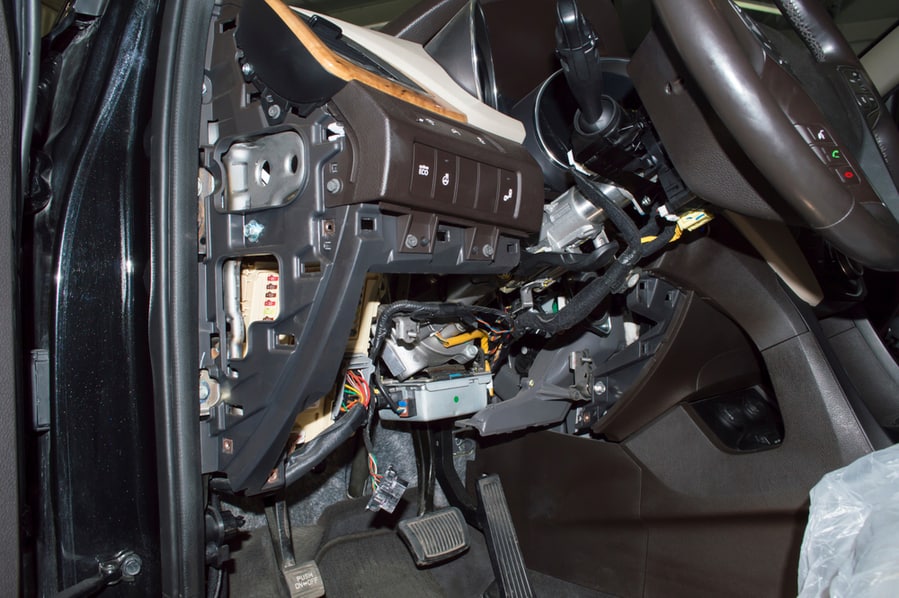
[653,0,899,270]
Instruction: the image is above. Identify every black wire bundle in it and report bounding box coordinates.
[367,301,512,414]
[513,171,675,337]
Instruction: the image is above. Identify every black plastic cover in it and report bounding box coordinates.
[236,1,346,108]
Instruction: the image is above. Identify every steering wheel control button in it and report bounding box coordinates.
[837,67,882,127]
[855,93,877,110]
[834,166,859,185]
[812,144,847,165]
[411,144,436,199]
[434,151,458,204]
[476,165,499,213]
[798,125,832,144]
[841,68,863,85]
[496,170,519,218]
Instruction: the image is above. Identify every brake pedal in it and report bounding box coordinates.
[398,506,470,566]
[477,474,533,598]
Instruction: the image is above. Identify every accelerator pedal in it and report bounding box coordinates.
[398,506,470,566]
[477,474,533,598]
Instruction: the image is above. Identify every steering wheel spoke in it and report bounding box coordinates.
[653,0,899,270]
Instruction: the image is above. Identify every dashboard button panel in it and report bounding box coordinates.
[327,82,543,237]
[456,158,479,209]
[411,144,436,199]
[496,169,519,218]
[476,165,499,213]
[434,151,458,204]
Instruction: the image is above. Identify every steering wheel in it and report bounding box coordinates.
[654,0,899,271]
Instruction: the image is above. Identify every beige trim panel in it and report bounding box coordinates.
[294,7,528,143]
[728,212,824,307]
[266,0,468,123]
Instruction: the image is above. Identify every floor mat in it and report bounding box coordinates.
[229,495,617,597]
[316,529,445,598]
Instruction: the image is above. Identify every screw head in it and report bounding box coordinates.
[241,62,254,77]
[267,104,281,119]
[482,244,494,257]
[244,219,264,243]
[593,380,607,395]
[404,234,419,249]
[199,381,210,402]
[325,178,342,194]
[121,555,142,578]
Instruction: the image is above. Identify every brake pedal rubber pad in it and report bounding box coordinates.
[398,506,470,566]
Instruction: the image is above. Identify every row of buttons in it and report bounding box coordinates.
[413,114,495,149]
[840,67,880,127]
[410,144,519,218]
[796,124,858,186]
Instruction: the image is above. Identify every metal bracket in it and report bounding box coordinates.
[569,349,594,401]
[55,550,142,598]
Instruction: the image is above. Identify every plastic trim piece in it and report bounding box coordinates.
[297,7,527,143]
[150,0,213,594]
[0,2,20,594]
[265,0,467,123]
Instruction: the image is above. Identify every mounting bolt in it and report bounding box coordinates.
[199,381,210,402]
[121,554,142,578]
[404,234,419,249]
[267,104,281,119]
[528,379,535,387]
[244,219,264,243]
[241,62,254,77]
[482,244,494,257]
[593,380,607,395]
[641,196,652,207]
[325,178,342,194]
[625,271,641,289]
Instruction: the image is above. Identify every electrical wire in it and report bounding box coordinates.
[367,453,383,492]
[340,368,373,413]
[513,170,678,337]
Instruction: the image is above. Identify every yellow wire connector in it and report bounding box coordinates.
[677,209,714,232]
[642,209,714,245]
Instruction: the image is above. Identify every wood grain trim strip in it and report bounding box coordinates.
[264,0,468,123]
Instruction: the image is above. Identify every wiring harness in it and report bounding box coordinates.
[513,172,676,337]
[367,301,512,416]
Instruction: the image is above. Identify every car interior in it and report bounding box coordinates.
[14,0,899,596]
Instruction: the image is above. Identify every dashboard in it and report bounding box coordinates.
[198,0,543,494]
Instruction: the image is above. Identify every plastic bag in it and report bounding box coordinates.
[798,442,899,597]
